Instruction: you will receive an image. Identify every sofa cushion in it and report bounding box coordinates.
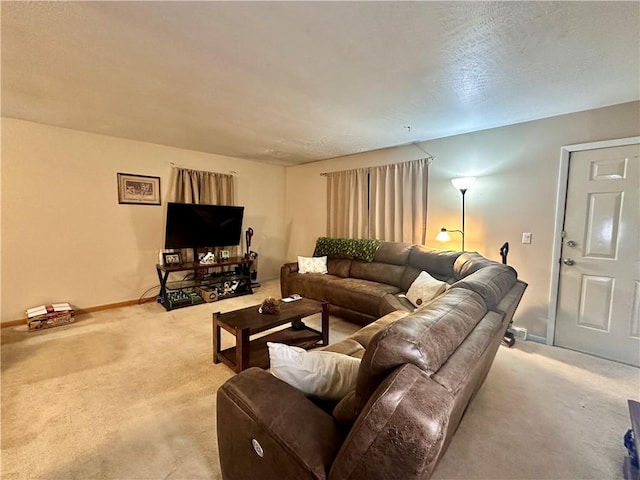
[400,247,461,290]
[325,278,401,317]
[268,342,361,401]
[349,310,410,349]
[322,310,410,361]
[408,246,462,279]
[329,308,412,427]
[451,264,517,310]
[454,251,503,279]
[286,273,341,300]
[327,257,352,278]
[350,260,406,288]
[332,390,358,426]
[355,288,487,410]
[405,271,448,307]
[372,242,414,265]
[379,293,415,315]
[321,339,366,358]
[328,305,378,327]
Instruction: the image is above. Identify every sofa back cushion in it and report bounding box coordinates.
[454,252,502,279]
[373,242,414,265]
[401,247,462,290]
[451,264,517,310]
[354,288,487,411]
[350,260,405,288]
[348,310,411,349]
[347,242,414,287]
[409,245,462,277]
[327,257,352,278]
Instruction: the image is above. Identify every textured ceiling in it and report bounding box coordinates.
[2,1,639,166]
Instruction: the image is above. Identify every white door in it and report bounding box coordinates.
[555,144,640,366]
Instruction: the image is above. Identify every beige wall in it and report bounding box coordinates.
[285,101,640,339]
[4,102,639,333]
[1,119,286,322]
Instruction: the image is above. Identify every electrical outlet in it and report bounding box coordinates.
[522,232,532,244]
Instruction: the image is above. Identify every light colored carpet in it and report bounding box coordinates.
[1,278,638,479]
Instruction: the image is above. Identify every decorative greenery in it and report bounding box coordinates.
[313,237,382,262]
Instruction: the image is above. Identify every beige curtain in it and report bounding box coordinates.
[169,167,235,205]
[368,159,428,244]
[326,169,369,238]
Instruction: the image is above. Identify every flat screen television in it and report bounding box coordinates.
[164,203,244,249]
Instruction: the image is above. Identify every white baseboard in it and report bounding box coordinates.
[526,334,546,344]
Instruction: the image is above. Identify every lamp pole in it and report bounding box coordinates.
[460,188,467,251]
[440,177,475,252]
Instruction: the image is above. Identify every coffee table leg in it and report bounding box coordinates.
[212,312,221,364]
[236,328,250,373]
[321,302,329,345]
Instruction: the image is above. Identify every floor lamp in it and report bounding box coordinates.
[436,177,476,251]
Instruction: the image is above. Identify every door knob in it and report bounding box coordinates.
[566,240,577,247]
[563,258,575,266]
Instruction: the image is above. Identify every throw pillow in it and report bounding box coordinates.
[267,342,361,401]
[406,271,448,308]
[297,256,328,274]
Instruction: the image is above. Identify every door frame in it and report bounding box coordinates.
[546,136,640,345]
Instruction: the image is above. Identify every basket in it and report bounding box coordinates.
[195,286,219,303]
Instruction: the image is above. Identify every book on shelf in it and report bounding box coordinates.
[51,303,72,312]
[26,302,74,318]
[26,305,48,318]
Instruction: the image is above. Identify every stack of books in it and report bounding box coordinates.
[26,302,75,331]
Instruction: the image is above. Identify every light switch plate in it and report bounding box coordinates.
[522,232,532,244]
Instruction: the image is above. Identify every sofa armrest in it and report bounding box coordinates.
[217,367,343,480]
[282,261,299,274]
[280,262,299,297]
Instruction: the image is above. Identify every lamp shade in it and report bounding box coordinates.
[436,228,450,242]
[451,177,476,191]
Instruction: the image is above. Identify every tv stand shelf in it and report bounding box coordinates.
[156,256,253,311]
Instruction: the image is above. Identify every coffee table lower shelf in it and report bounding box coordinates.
[216,326,323,372]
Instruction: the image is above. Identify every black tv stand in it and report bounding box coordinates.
[156,256,253,311]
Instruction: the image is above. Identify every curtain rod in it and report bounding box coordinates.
[170,163,237,176]
[319,156,434,177]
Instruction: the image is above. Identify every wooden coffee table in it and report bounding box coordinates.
[212,298,329,373]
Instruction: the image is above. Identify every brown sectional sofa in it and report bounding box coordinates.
[281,241,498,324]
[217,241,527,480]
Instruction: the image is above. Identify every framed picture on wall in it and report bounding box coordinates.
[117,173,161,205]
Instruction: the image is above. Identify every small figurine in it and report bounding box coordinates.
[200,252,216,265]
[258,297,280,315]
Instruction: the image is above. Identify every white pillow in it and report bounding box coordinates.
[267,342,360,401]
[297,256,328,274]
[406,271,449,308]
